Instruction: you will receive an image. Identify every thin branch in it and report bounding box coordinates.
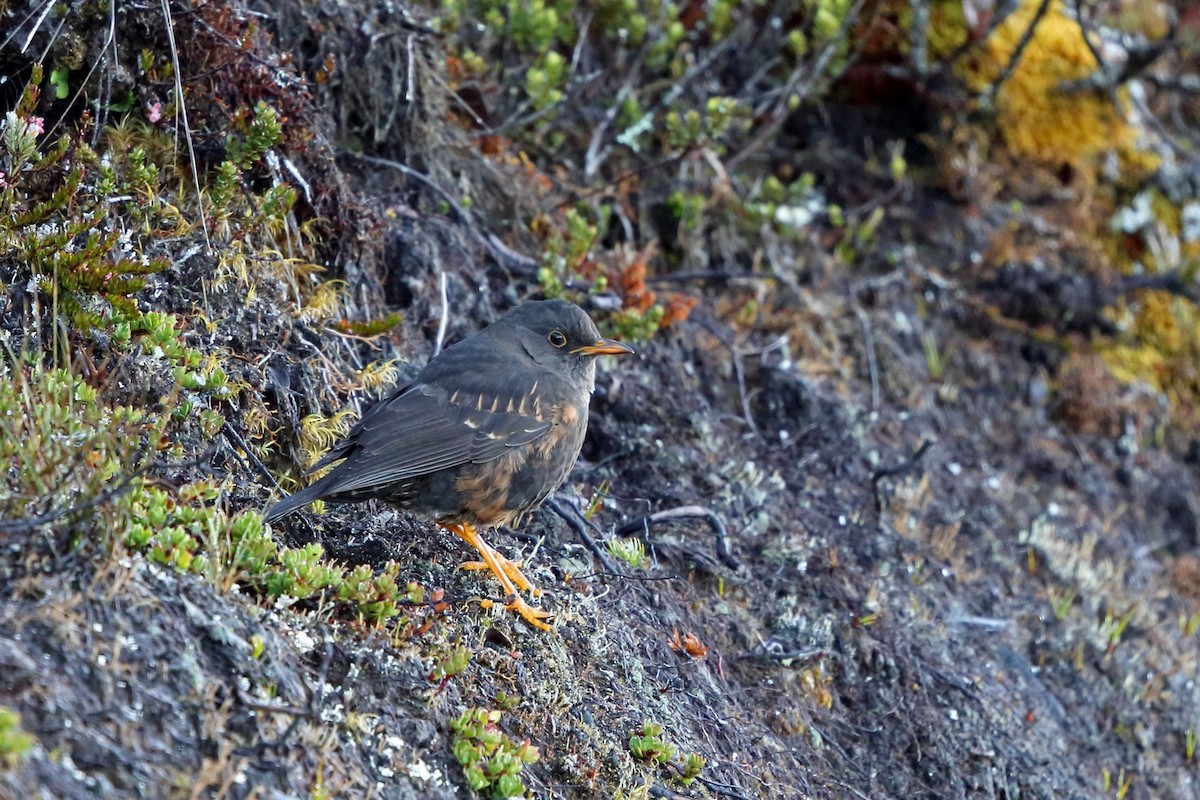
[643,270,773,285]
[161,0,212,253]
[18,0,56,52]
[871,440,933,485]
[235,688,312,718]
[433,270,449,358]
[615,505,740,570]
[855,307,880,412]
[222,425,279,495]
[545,496,620,576]
[985,0,1052,106]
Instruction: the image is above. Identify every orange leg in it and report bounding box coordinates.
[461,541,542,596]
[440,522,552,631]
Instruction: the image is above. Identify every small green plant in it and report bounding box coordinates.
[606,537,649,570]
[1049,587,1076,621]
[430,644,472,683]
[678,752,705,786]
[221,512,278,576]
[338,562,405,623]
[922,332,947,381]
[1186,728,1197,762]
[628,722,705,786]
[450,708,539,799]
[628,721,675,766]
[1101,605,1138,655]
[832,205,885,265]
[668,189,705,232]
[583,480,610,520]
[0,707,35,766]
[266,543,341,599]
[608,304,665,343]
[225,101,284,171]
[538,208,599,299]
[628,724,700,786]
[526,50,566,110]
[207,101,298,244]
[1101,766,1134,799]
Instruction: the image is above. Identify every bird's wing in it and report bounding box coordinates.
[309,367,566,497]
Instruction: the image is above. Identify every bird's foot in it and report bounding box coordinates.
[462,555,543,597]
[479,595,554,631]
[443,521,552,631]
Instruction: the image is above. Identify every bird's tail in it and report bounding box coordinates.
[263,483,324,523]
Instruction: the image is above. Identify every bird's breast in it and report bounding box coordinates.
[449,399,589,527]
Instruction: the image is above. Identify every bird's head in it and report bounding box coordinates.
[496,300,634,380]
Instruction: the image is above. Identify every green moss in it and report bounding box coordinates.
[0,707,35,767]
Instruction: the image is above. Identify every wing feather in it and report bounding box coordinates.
[309,366,565,497]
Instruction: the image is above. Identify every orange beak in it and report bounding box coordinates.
[572,338,634,357]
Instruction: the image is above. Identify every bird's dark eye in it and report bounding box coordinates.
[548,330,567,348]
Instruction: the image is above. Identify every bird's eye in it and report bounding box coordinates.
[548,330,568,348]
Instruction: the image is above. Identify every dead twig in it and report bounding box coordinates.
[615,505,740,570]
[871,440,933,485]
[159,0,211,254]
[545,496,621,576]
[855,306,880,412]
[871,440,933,514]
[433,270,449,358]
[222,425,279,496]
[235,687,312,718]
[643,270,771,285]
[985,0,1052,106]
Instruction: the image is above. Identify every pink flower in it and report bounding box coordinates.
[26,116,44,136]
[147,102,162,124]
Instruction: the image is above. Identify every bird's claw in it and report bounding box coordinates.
[462,556,542,596]
[478,595,554,631]
[446,522,551,631]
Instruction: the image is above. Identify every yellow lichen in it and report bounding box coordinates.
[926,0,969,59]
[958,0,1159,179]
[1101,292,1200,402]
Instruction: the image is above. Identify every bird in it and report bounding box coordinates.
[265,299,634,630]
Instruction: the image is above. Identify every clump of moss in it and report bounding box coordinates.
[0,707,35,767]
